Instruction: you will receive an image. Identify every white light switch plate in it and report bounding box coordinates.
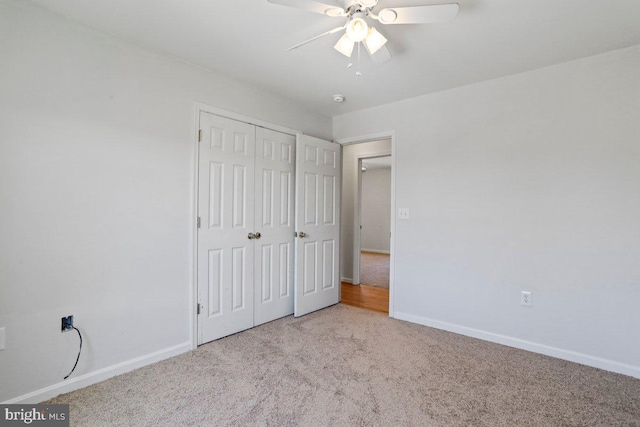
[398,208,410,220]
[521,291,532,307]
[0,327,5,351]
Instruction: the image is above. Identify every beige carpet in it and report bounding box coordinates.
[46,305,640,426]
[359,251,390,289]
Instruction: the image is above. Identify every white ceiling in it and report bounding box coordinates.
[27,0,640,117]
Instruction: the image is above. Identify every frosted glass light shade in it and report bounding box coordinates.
[363,27,387,54]
[334,33,355,57]
[346,17,368,42]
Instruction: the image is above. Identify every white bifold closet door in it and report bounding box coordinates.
[197,112,340,345]
[253,127,296,326]
[197,114,256,343]
[197,113,295,344]
[293,134,341,317]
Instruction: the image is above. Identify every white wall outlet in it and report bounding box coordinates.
[521,291,532,307]
[0,327,5,351]
[398,208,410,220]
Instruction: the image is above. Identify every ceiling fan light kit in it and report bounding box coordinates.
[333,12,380,64]
[268,0,459,74]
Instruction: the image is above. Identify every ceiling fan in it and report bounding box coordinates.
[267,0,459,73]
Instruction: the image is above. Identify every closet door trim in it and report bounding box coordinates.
[195,103,300,136]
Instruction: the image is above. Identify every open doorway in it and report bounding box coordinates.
[339,139,393,314]
[358,156,391,290]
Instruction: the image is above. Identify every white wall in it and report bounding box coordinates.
[334,45,640,378]
[361,168,391,253]
[340,140,391,282]
[0,0,331,403]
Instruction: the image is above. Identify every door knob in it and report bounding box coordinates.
[248,233,255,240]
[254,232,261,240]
[298,231,307,238]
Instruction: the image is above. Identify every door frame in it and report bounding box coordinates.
[191,103,301,350]
[336,131,397,317]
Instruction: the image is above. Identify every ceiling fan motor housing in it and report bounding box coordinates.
[339,0,377,13]
[339,0,359,9]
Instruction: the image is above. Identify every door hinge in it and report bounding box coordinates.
[197,303,201,315]
[197,217,201,228]
[198,129,202,142]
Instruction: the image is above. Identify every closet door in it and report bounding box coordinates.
[198,112,255,344]
[294,134,341,317]
[254,128,296,325]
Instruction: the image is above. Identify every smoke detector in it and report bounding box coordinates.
[332,94,345,103]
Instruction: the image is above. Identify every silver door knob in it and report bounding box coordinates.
[248,233,255,240]
[298,231,307,238]
[254,232,261,239]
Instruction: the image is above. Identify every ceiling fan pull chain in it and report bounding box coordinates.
[356,41,362,76]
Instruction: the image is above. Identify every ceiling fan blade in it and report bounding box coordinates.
[287,25,346,51]
[377,3,459,25]
[267,0,346,16]
[368,44,392,64]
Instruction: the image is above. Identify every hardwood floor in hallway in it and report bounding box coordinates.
[340,282,389,314]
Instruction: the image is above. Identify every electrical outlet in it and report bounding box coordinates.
[398,208,410,220]
[61,315,74,332]
[521,291,532,307]
[0,327,5,351]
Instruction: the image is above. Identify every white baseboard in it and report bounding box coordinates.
[341,277,353,284]
[4,342,192,404]
[394,312,640,380]
[361,249,390,255]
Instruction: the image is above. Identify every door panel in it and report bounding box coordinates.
[303,241,317,294]
[304,173,318,225]
[198,112,255,344]
[323,175,336,224]
[254,127,296,326]
[207,249,222,315]
[279,242,291,297]
[322,239,335,289]
[294,134,341,317]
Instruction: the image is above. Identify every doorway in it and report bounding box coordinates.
[358,156,391,290]
[338,139,393,314]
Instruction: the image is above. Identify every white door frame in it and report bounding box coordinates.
[191,103,301,350]
[336,131,396,317]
